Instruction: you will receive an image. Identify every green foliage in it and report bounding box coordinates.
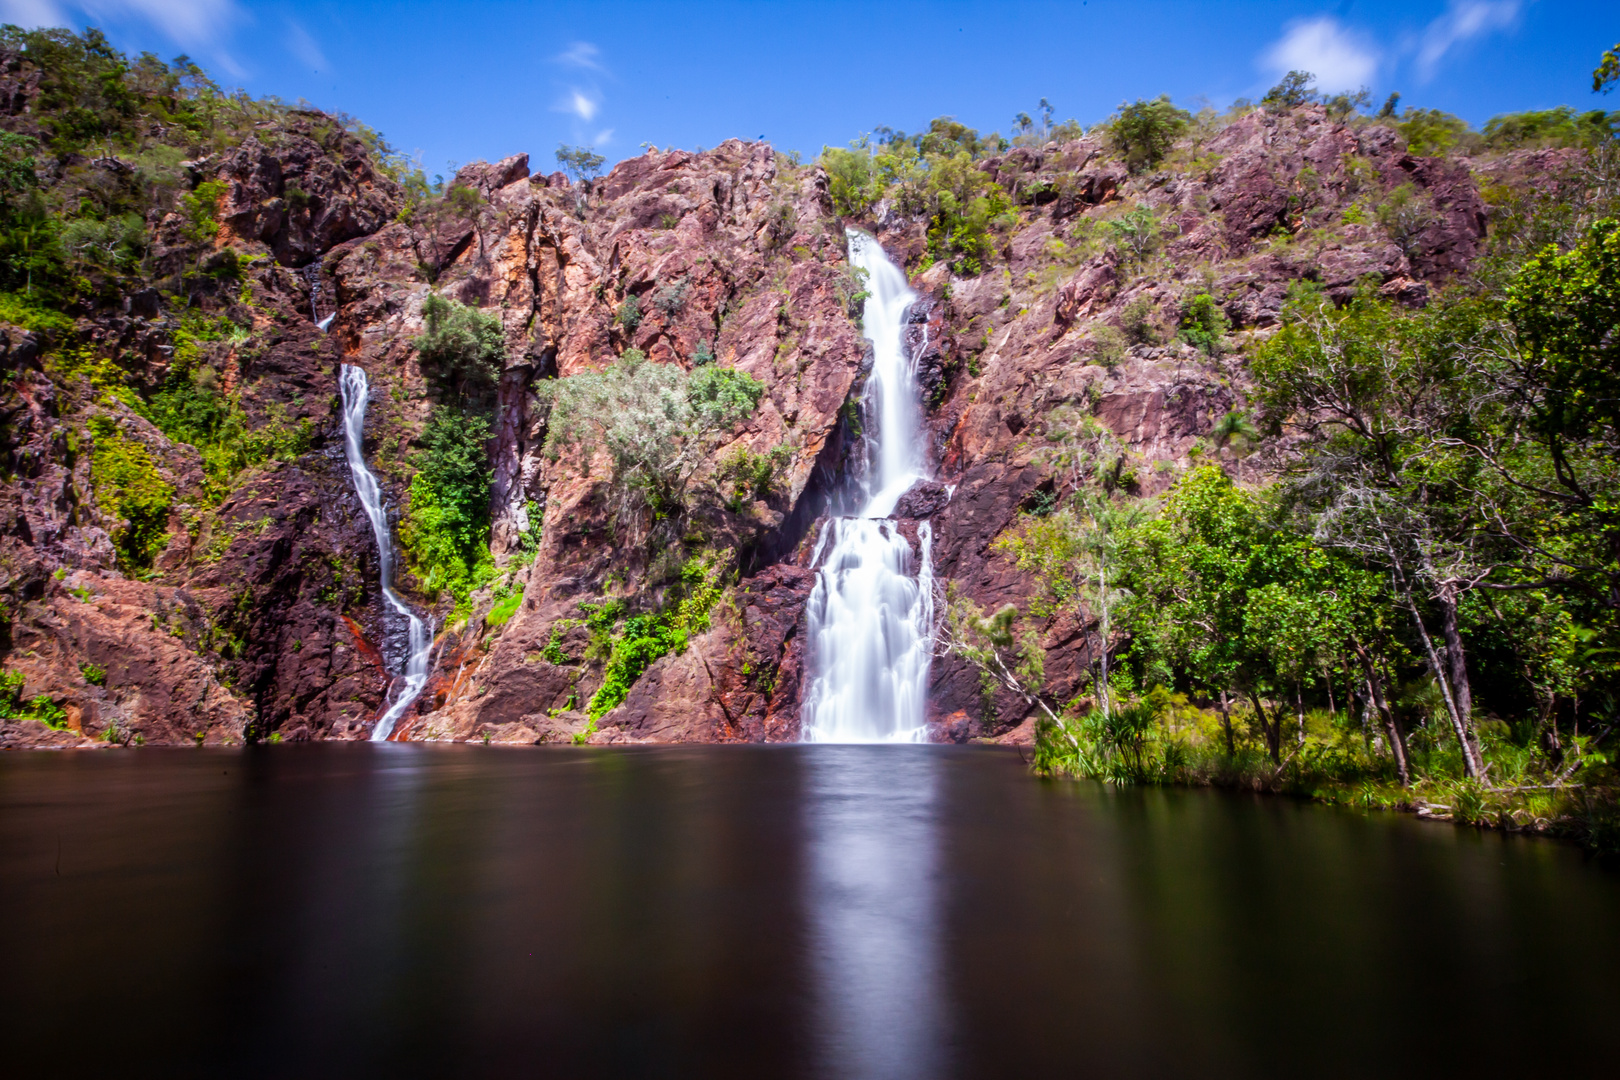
[486,582,523,628]
[1179,292,1229,355]
[88,416,172,570]
[414,294,505,405]
[690,339,715,366]
[144,315,312,499]
[1395,108,1474,156]
[651,277,688,316]
[586,557,726,718]
[540,352,765,527]
[820,122,1014,274]
[1483,107,1620,149]
[716,444,791,511]
[614,293,643,331]
[1594,41,1620,94]
[1107,96,1191,170]
[179,180,226,246]
[1263,70,1318,110]
[555,144,605,186]
[79,661,106,686]
[1118,295,1165,346]
[400,407,494,610]
[0,671,68,729]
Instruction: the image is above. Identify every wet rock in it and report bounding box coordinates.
[892,480,950,519]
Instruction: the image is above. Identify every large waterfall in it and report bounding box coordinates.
[338,364,435,741]
[800,232,936,743]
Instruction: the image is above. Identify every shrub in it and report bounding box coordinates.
[88,416,172,569]
[1395,108,1475,156]
[586,556,726,718]
[0,671,67,729]
[1180,292,1229,355]
[1107,96,1191,170]
[539,352,765,527]
[1119,296,1166,346]
[690,339,715,366]
[1483,107,1620,150]
[415,294,505,405]
[651,277,688,316]
[716,444,792,511]
[1376,183,1437,256]
[614,293,642,332]
[400,407,495,610]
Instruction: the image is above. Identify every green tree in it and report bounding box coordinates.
[1107,96,1190,170]
[400,408,495,607]
[1263,70,1318,110]
[414,294,505,405]
[539,352,765,532]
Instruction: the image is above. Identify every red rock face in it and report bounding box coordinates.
[0,104,1511,747]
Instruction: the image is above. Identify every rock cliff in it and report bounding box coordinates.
[0,80,1506,747]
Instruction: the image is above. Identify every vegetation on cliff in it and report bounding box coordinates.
[936,59,1620,851]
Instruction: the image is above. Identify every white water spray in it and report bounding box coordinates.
[338,364,434,741]
[800,232,936,743]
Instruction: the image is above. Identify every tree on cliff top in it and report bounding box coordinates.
[1106,96,1191,171]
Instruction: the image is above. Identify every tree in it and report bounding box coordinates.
[1595,42,1620,94]
[414,294,505,406]
[1254,294,1493,776]
[555,144,605,186]
[1263,70,1317,110]
[1107,96,1190,171]
[538,352,765,535]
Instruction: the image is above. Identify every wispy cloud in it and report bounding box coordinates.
[284,18,327,72]
[1261,16,1380,92]
[556,41,604,72]
[2,0,247,75]
[550,41,610,148]
[1415,1,1519,80]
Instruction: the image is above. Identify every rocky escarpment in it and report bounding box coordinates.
[0,91,1504,748]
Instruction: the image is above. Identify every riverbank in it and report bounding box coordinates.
[1027,701,1620,858]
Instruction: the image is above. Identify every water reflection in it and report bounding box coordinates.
[2,746,1617,1078]
[806,746,943,1080]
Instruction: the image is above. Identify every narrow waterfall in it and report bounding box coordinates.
[338,364,434,741]
[800,231,936,743]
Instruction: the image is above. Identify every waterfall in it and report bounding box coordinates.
[338,364,435,741]
[800,231,936,743]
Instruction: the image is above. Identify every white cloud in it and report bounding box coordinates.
[556,41,603,72]
[80,0,242,49]
[284,19,327,72]
[1261,16,1380,93]
[1,0,246,74]
[1416,1,1519,80]
[593,128,613,147]
[561,89,598,122]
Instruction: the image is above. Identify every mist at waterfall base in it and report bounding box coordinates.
[338,364,434,740]
[4,745,1617,1078]
[800,231,936,744]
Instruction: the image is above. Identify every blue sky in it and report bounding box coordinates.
[1,1,1613,178]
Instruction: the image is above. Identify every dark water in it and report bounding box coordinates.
[1,745,1615,1079]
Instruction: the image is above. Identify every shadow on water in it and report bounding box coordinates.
[0,744,1615,1078]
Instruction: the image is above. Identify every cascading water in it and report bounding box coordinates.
[338,364,434,741]
[800,231,936,743]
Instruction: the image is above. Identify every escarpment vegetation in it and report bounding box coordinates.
[0,22,1615,849]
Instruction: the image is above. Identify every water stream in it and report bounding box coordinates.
[338,364,434,740]
[800,232,935,743]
